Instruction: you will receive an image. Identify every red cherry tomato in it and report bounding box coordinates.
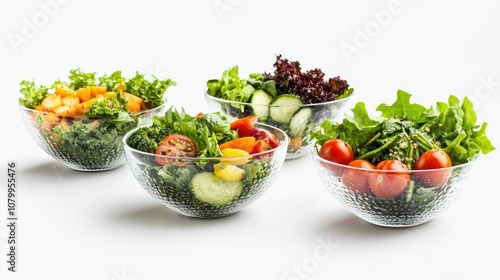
[341,159,376,195]
[155,134,198,166]
[248,127,279,149]
[414,149,452,187]
[319,139,354,165]
[230,116,259,137]
[368,160,410,198]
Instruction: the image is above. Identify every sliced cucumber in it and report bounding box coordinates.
[269,94,304,124]
[191,172,243,206]
[289,107,313,137]
[250,90,273,120]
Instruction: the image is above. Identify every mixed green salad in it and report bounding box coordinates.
[311,90,495,210]
[126,108,283,214]
[206,55,353,153]
[19,68,175,169]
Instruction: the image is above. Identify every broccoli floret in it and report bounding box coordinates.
[126,125,171,153]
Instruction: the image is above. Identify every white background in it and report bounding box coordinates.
[1,0,500,279]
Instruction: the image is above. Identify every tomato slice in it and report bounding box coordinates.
[155,134,198,166]
[248,128,279,148]
[219,137,256,154]
[230,116,259,137]
[368,160,410,198]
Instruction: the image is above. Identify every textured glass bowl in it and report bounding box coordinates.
[311,148,475,227]
[123,123,288,218]
[205,91,352,160]
[19,99,167,171]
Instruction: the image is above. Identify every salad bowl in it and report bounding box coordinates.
[205,54,353,160]
[18,68,175,171]
[123,108,288,218]
[310,90,495,227]
[312,148,476,227]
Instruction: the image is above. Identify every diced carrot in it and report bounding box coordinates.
[81,99,94,111]
[61,96,80,107]
[219,137,257,154]
[76,87,91,103]
[89,86,107,97]
[43,113,60,125]
[41,94,62,112]
[73,103,84,115]
[53,105,72,115]
[55,84,76,97]
[122,92,145,113]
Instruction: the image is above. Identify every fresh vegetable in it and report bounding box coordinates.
[414,149,452,187]
[206,54,353,154]
[368,160,411,198]
[155,134,198,166]
[127,108,282,210]
[230,115,259,137]
[311,90,495,202]
[341,159,375,195]
[191,172,243,206]
[319,139,354,165]
[19,69,175,170]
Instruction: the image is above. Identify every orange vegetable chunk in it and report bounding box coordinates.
[41,94,62,112]
[219,137,257,154]
[89,86,107,97]
[76,88,91,103]
[55,84,76,97]
[61,96,80,107]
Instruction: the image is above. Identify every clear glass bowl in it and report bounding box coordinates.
[205,91,352,160]
[123,123,288,218]
[19,99,167,171]
[311,148,476,227]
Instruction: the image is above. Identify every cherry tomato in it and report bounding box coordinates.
[341,159,375,195]
[155,134,198,166]
[368,160,410,198]
[319,139,354,165]
[414,149,452,187]
[230,115,259,137]
[248,127,279,148]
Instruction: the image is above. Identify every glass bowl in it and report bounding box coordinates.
[19,99,167,171]
[205,91,352,160]
[311,148,476,227]
[123,123,288,218]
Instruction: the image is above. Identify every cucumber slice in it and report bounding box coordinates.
[269,94,304,124]
[289,107,313,137]
[191,172,243,206]
[250,90,273,120]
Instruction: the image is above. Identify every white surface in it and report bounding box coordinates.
[1,0,500,279]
